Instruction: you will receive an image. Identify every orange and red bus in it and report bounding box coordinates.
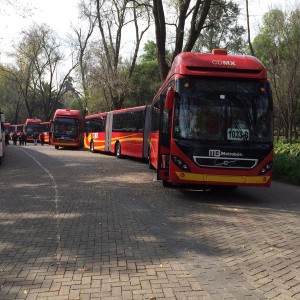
[149,49,274,188]
[40,121,50,144]
[51,109,83,149]
[3,123,14,138]
[84,105,151,159]
[24,118,42,142]
[15,124,24,137]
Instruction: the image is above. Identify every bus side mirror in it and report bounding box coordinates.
[165,87,175,110]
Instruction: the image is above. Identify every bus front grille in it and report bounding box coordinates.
[193,156,258,169]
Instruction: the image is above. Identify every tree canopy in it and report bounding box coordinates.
[1,0,299,142]
[253,8,300,142]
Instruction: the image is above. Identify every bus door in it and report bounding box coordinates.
[157,91,173,181]
[105,112,113,152]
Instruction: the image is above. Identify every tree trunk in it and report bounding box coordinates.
[152,0,169,80]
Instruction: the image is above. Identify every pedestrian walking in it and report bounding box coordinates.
[33,131,38,145]
[40,132,45,146]
[12,133,18,145]
[5,132,9,146]
[21,132,27,145]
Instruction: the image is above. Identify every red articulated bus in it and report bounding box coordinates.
[84,105,151,159]
[51,109,83,149]
[24,118,42,142]
[40,121,50,144]
[149,49,274,188]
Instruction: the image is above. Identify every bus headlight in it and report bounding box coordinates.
[172,156,191,172]
[259,161,273,175]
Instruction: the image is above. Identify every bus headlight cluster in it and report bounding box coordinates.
[172,156,190,172]
[259,161,273,175]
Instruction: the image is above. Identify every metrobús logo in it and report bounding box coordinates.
[209,149,243,157]
[212,60,236,66]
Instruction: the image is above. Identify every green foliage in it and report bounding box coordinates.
[126,61,161,107]
[252,8,300,142]
[125,41,161,107]
[140,41,157,63]
[273,140,300,186]
[70,98,84,113]
[194,0,246,53]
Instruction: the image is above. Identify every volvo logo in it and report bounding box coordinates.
[215,160,235,166]
[212,60,236,66]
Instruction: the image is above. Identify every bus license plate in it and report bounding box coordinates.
[227,128,249,141]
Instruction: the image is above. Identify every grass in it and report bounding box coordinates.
[273,140,300,186]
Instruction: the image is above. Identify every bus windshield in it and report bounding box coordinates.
[54,118,79,136]
[174,77,273,143]
[40,124,49,132]
[26,124,40,136]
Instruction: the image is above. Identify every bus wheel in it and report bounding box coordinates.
[90,141,95,153]
[116,142,122,158]
[162,180,172,188]
[55,146,59,150]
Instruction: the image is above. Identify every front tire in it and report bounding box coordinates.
[162,180,172,188]
[55,145,59,150]
[90,141,95,153]
[115,142,122,158]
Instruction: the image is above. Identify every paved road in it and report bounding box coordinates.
[0,144,299,300]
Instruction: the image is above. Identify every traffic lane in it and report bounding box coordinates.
[0,145,299,299]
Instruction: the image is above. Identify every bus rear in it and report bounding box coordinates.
[52,109,83,149]
[149,49,273,188]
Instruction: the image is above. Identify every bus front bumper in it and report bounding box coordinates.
[174,171,271,186]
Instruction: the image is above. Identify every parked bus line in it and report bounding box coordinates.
[5,49,273,189]
[84,49,273,189]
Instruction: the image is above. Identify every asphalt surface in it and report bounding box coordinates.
[0,144,299,300]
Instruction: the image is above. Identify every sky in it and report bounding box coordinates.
[0,0,292,63]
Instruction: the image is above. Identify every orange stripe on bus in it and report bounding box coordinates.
[175,172,271,184]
